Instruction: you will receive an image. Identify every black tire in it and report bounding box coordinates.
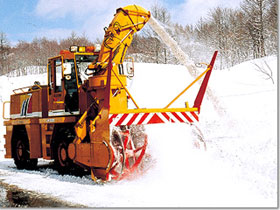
[13,138,38,170]
[54,139,73,174]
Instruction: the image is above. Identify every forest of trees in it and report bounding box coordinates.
[0,0,277,76]
[130,0,277,69]
[0,32,95,75]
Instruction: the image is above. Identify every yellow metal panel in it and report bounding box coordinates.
[109,107,198,114]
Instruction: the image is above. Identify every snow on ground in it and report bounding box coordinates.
[0,55,277,207]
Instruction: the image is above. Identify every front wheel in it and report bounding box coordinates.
[54,140,73,174]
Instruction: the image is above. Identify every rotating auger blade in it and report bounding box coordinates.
[108,126,148,181]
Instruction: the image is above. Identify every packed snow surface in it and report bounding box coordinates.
[0,56,277,207]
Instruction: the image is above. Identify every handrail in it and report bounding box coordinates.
[164,51,218,109]
[12,85,42,94]
[164,66,211,109]
[2,101,10,120]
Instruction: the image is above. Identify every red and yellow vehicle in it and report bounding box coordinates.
[3,5,217,182]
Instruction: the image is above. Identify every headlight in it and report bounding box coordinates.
[70,45,78,52]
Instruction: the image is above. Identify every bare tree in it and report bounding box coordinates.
[9,33,94,76]
[264,0,277,55]
[195,7,249,69]
[209,7,233,68]
[241,0,268,58]
[221,9,253,66]
[253,60,274,84]
[59,32,94,50]
[0,32,11,75]
[193,0,276,68]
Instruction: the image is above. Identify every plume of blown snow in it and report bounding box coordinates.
[148,16,226,117]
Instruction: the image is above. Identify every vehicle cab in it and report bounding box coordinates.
[47,46,99,116]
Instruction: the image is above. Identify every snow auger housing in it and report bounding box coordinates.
[3,5,218,182]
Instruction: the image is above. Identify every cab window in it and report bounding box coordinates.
[55,59,62,92]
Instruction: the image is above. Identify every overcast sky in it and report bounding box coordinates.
[0,0,242,45]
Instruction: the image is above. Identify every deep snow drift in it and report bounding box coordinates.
[0,55,277,207]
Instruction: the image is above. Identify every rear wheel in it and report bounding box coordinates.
[13,138,37,170]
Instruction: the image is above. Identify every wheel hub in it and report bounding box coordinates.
[60,147,67,162]
[16,141,24,159]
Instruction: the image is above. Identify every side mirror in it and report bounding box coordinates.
[63,63,72,75]
[124,57,134,78]
[126,63,134,77]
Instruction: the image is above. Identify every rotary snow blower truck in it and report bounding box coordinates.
[3,5,218,182]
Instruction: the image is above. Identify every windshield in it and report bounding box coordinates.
[75,54,98,83]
